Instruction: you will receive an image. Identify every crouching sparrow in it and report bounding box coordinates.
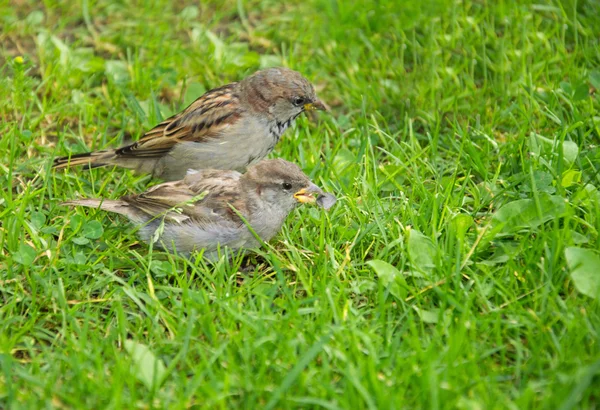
[53,67,326,181]
[61,159,336,259]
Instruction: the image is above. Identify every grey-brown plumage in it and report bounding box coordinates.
[61,159,336,259]
[53,67,326,181]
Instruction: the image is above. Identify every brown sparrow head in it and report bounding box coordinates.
[240,67,326,119]
[53,67,326,181]
[61,159,336,259]
[241,158,329,214]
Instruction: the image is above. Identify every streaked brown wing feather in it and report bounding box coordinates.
[122,169,247,225]
[116,83,243,158]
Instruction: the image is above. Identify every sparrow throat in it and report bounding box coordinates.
[269,111,303,143]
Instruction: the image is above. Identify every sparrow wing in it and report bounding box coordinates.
[116,84,243,158]
[122,169,247,226]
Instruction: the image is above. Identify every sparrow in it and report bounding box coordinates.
[53,67,326,181]
[61,159,337,259]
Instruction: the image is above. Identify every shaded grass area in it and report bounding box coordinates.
[1,0,600,408]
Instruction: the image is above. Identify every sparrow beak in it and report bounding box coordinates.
[294,183,337,210]
[294,183,324,205]
[304,99,327,112]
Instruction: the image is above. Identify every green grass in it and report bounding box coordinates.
[2,0,600,408]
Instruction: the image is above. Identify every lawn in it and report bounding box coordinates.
[1,0,600,408]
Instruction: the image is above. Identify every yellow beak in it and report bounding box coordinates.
[293,183,323,204]
[304,99,327,112]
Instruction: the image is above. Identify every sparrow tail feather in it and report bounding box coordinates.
[60,198,133,218]
[53,150,116,170]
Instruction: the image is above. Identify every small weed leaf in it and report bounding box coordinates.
[69,214,84,233]
[150,260,171,277]
[414,307,439,324]
[105,60,130,84]
[13,244,37,266]
[492,194,567,232]
[565,247,600,300]
[180,5,199,20]
[561,169,582,188]
[590,70,600,90]
[450,214,474,242]
[124,340,166,390]
[332,148,356,174]
[407,230,437,274]
[519,170,555,194]
[82,220,104,239]
[29,211,46,231]
[367,260,407,300]
[573,83,590,102]
[72,237,90,245]
[561,140,580,166]
[529,133,579,166]
[574,183,600,203]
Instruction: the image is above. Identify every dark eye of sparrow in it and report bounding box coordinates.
[282,182,293,190]
[292,96,306,107]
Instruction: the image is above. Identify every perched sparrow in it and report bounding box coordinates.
[61,159,336,259]
[53,67,326,181]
